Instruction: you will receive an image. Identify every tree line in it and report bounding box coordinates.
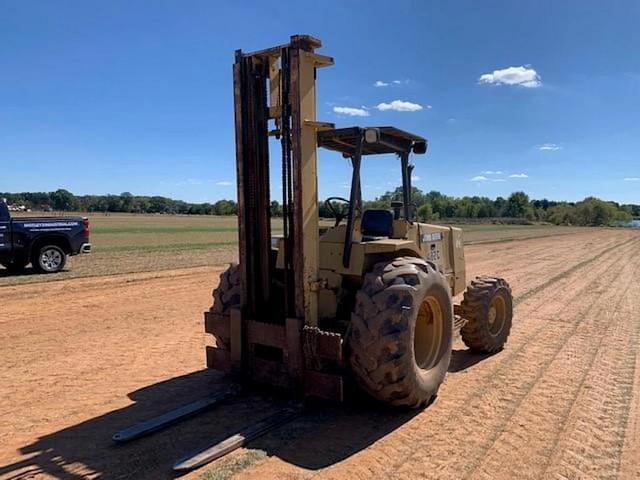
[2,188,638,226]
[1,190,238,216]
[360,188,638,226]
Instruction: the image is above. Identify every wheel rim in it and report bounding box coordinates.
[414,296,444,370]
[488,294,507,336]
[41,249,62,272]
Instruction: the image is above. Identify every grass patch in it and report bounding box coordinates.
[92,226,239,234]
[199,450,267,480]
[0,213,595,287]
[97,241,239,253]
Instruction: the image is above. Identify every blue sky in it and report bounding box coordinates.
[1,1,639,204]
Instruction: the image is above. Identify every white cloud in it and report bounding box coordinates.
[509,173,528,178]
[470,175,488,182]
[482,170,503,175]
[216,181,233,186]
[177,178,203,186]
[492,178,507,182]
[376,100,425,112]
[333,106,370,117]
[539,143,561,151]
[623,177,640,181]
[412,174,421,182]
[479,66,541,88]
[376,79,408,87]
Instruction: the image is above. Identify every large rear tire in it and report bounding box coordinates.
[460,276,513,353]
[210,263,241,314]
[208,263,241,349]
[349,257,453,408]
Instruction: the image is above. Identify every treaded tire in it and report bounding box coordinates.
[460,276,513,353]
[32,245,66,274]
[349,257,453,408]
[210,263,241,314]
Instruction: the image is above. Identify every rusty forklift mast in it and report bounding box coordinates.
[204,34,340,398]
[112,35,335,470]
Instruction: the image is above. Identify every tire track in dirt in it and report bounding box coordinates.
[620,290,640,480]
[462,231,625,305]
[512,235,637,306]
[466,241,640,479]
[322,237,640,480]
[235,233,639,480]
[383,238,640,480]
[539,258,640,479]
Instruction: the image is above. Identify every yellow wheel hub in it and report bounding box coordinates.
[488,305,497,325]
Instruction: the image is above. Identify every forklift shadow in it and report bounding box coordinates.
[0,369,420,479]
[448,348,494,373]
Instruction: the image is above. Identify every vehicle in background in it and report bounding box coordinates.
[0,200,91,274]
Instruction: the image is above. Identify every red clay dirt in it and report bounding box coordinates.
[1,229,639,479]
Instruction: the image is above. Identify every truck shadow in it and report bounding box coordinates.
[0,267,39,278]
[0,267,70,278]
[0,370,421,479]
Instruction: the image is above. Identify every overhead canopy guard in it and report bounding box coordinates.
[317,126,427,157]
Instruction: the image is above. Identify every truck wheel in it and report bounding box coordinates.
[210,263,241,314]
[349,257,453,408]
[32,245,67,273]
[460,276,513,353]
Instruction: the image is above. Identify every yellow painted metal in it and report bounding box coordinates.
[274,218,467,297]
[294,45,322,327]
[414,296,444,369]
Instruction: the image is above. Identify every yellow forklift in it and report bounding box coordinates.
[113,35,513,472]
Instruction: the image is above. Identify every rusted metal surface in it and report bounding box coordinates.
[250,357,290,388]
[302,325,344,369]
[204,311,230,338]
[304,370,344,402]
[233,52,271,321]
[205,346,231,372]
[285,317,304,382]
[246,320,287,349]
[230,308,243,372]
[289,46,306,321]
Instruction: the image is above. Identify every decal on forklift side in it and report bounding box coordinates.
[422,232,443,242]
[427,243,441,262]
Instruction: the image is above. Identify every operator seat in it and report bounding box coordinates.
[361,209,394,240]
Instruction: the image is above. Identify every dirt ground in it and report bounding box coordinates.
[1,229,639,479]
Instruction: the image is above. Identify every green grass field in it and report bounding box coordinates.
[1,213,588,286]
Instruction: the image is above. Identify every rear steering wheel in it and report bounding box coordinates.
[324,197,351,227]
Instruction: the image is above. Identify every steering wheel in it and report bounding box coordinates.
[324,197,351,227]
